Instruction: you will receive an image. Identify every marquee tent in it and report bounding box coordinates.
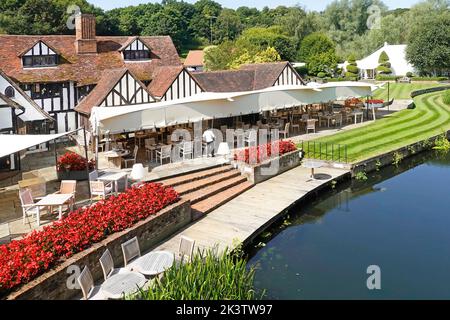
[90,82,375,135]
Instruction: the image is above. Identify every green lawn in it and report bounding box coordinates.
[304,90,450,163]
[372,82,442,100]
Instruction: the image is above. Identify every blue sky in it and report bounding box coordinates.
[88,0,420,12]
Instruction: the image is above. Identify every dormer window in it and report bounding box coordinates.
[121,37,151,61]
[21,41,59,68]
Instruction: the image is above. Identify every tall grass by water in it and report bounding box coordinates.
[131,247,261,300]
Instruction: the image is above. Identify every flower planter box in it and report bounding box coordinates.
[56,170,89,181]
[235,149,303,184]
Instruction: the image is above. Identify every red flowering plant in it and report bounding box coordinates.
[365,99,384,104]
[56,152,95,172]
[234,140,297,164]
[0,183,179,294]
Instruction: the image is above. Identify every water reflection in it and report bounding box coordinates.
[248,151,450,300]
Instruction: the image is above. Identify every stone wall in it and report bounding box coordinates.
[5,199,191,300]
[237,150,303,184]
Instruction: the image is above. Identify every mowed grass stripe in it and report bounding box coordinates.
[373,83,443,100]
[346,96,450,160]
[336,93,442,149]
[307,91,450,162]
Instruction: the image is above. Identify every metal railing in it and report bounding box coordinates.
[299,141,348,163]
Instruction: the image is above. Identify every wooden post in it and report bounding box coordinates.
[54,138,58,177]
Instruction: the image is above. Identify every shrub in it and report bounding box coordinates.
[443,90,450,105]
[295,65,308,77]
[131,247,261,300]
[346,65,359,74]
[345,71,358,79]
[411,76,449,81]
[57,152,95,172]
[317,72,327,78]
[406,72,413,77]
[234,140,297,164]
[0,183,179,293]
[375,75,399,81]
[376,65,392,74]
[377,51,392,74]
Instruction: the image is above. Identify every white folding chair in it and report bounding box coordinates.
[181,141,194,160]
[99,249,133,281]
[121,236,141,267]
[90,181,113,201]
[306,119,316,134]
[178,236,195,263]
[279,123,290,139]
[244,129,257,146]
[19,188,40,224]
[77,266,105,300]
[156,145,172,165]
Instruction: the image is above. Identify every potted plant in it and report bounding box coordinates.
[56,152,95,181]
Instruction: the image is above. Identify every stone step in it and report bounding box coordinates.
[173,170,241,195]
[183,175,248,205]
[191,181,254,218]
[159,165,234,187]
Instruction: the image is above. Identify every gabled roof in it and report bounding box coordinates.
[75,68,154,115]
[17,39,61,57]
[118,36,151,52]
[0,35,181,86]
[191,62,304,93]
[147,65,205,98]
[184,50,204,67]
[0,69,52,121]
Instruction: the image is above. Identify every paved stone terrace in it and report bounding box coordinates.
[153,164,350,255]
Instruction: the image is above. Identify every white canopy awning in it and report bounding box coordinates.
[91,82,374,135]
[0,131,75,158]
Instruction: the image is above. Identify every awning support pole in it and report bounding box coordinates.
[83,127,91,198]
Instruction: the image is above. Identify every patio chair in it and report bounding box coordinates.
[89,170,112,190]
[178,236,195,263]
[53,180,77,209]
[334,114,343,127]
[90,181,113,201]
[306,119,316,134]
[19,188,40,224]
[77,266,105,300]
[121,236,141,267]
[156,145,172,165]
[301,114,309,121]
[243,124,250,130]
[145,138,156,160]
[99,249,133,281]
[279,123,290,139]
[123,145,139,169]
[180,141,194,160]
[244,129,257,146]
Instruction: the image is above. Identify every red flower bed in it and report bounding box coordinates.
[0,183,179,293]
[366,99,384,104]
[234,140,297,164]
[57,152,95,172]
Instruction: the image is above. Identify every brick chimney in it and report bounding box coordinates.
[75,14,97,54]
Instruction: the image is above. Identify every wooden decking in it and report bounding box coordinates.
[153,164,350,254]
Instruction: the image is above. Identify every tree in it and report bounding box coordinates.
[236,26,297,61]
[307,51,338,77]
[229,46,281,69]
[189,0,222,43]
[406,8,450,76]
[377,51,392,74]
[203,42,235,71]
[213,8,244,42]
[298,32,336,62]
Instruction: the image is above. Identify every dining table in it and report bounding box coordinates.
[129,251,175,277]
[104,149,130,169]
[97,171,129,194]
[100,272,147,300]
[350,111,364,124]
[35,193,74,226]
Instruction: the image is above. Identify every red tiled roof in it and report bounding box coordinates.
[191,62,304,93]
[74,68,154,115]
[184,50,204,67]
[147,65,184,97]
[0,35,181,86]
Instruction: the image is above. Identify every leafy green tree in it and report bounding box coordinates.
[189,0,222,43]
[203,41,235,71]
[229,46,281,69]
[406,0,450,76]
[236,26,297,62]
[307,51,338,77]
[213,8,244,42]
[298,32,336,62]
